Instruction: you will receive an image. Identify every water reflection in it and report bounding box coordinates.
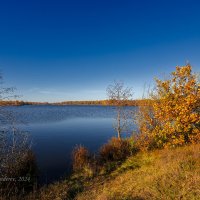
[3,105,135,183]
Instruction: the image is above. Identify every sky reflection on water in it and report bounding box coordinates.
[3,105,135,183]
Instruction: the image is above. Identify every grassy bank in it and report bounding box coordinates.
[2,65,199,200]
[23,143,200,200]
[76,143,200,200]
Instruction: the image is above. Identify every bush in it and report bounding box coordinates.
[135,65,200,149]
[0,150,38,198]
[71,145,96,177]
[72,145,90,172]
[99,137,136,163]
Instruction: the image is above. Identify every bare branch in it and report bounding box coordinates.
[107,81,133,139]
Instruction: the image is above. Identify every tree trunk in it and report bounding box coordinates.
[117,109,121,139]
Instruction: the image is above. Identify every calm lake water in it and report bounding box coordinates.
[3,105,135,184]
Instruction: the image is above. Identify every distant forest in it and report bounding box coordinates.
[0,99,150,106]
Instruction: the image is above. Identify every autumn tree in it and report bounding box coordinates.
[107,81,133,139]
[135,65,200,149]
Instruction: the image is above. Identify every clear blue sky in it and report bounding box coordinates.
[0,0,200,102]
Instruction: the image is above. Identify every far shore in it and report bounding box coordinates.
[0,99,149,106]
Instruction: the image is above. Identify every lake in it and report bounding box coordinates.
[2,105,135,184]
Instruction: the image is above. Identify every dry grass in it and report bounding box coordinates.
[76,144,200,200]
[23,181,70,200]
[4,144,200,200]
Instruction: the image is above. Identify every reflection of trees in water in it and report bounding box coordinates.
[0,74,37,198]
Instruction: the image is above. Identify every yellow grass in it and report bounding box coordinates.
[76,144,200,200]
[11,143,200,200]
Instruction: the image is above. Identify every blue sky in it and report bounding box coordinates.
[0,0,200,102]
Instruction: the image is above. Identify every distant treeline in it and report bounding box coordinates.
[0,100,50,106]
[0,100,151,106]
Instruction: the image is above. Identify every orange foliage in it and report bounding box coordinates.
[136,65,200,149]
[71,145,90,172]
[99,137,133,162]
